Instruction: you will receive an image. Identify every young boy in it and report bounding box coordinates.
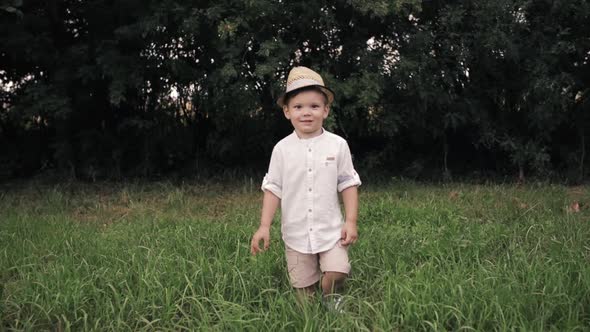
[250,66,361,310]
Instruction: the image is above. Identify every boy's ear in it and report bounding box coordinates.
[323,104,330,118]
[283,105,290,119]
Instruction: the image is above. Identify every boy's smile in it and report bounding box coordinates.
[283,90,330,139]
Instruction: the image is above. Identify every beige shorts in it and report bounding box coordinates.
[285,242,351,288]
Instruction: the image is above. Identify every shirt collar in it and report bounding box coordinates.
[293,128,327,144]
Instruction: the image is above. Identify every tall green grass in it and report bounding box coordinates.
[1,181,589,331]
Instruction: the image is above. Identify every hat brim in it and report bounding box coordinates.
[277,85,335,108]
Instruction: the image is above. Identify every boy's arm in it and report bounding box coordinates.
[251,190,280,255]
[340,185,359,245]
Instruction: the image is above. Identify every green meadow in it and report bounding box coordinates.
[1,180,589,331]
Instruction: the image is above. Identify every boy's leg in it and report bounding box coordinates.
[321,271,347,295]
[318,242,351,295]
[295,284,317,304]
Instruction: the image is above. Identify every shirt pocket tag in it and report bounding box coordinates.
[325,156,336,166]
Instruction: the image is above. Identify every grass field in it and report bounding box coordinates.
[1,180,589,331]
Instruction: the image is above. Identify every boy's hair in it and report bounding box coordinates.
[283,86,329,107]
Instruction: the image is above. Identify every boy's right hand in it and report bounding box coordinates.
[250,226,270,255]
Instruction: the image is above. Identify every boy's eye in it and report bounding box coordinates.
[312,104,320,108]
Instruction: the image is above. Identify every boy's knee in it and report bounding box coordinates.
[321,271,347,294]
[323,271,347,282]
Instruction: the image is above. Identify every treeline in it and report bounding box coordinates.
[1,0,589,181]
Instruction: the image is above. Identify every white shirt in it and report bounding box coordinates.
[261,129,362,254]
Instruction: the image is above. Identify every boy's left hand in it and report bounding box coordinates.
[340,221,358,246]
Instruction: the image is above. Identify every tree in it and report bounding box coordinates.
[1,0,588,180]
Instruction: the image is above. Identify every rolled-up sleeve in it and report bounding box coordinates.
[261,145,283,198]
[337,141,362,192]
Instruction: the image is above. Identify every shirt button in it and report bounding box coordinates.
[308,188,312,192]
[308,209,312,212]
[308,168,312,172]
[309,228,313,231]
[308,148,312,152]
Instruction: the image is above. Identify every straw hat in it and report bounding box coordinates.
[277,66,335,107]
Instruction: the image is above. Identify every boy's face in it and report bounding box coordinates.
[283,90,330,139]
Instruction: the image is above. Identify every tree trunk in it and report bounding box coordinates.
[443,132,451,180]
[579,128,585,183]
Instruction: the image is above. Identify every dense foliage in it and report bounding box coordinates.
[1,0,589,180]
